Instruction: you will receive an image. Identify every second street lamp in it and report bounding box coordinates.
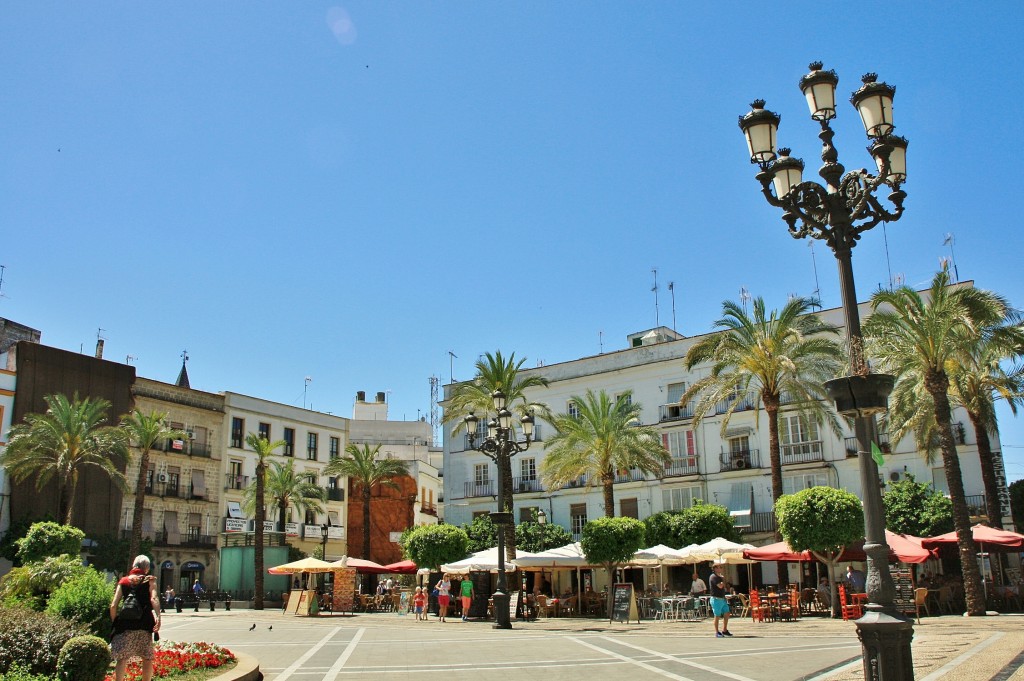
[465,391,535,629]
[739,62,913,680]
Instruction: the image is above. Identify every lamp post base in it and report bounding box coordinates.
[492,590,512,629]
[855,609,915,681]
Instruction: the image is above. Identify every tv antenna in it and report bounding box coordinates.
[303,376,312,409]
[808,242,822,309]
[599,330,604,354]
[447,350,458,383]
[668,281,677,332]
[943,233,959,282]
[739,287,751,314]
[651,267,660,327]
[0,264,7,300]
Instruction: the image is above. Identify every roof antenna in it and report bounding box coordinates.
[303,376,312,409]
[651,267,660,327]
[599,330,604,354]
[739,287,751,315]
[943,233,959,282]
[448,350,458,384]
[808,242,822,309]
[0,264,7,300]
[668,281,677,332]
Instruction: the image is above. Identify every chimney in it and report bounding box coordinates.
[356,391,366,402]
[95,338,105,359]
[376,391,386,403]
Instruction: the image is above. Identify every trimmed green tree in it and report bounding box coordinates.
[580,516,646,622]
[776,486,864,617]
[16,522,84,563]
[402,524,469,570]
[462,514,498,553]
[516,521,572,553]
[883,475,954,538]
[56,635,110,681]
[643,503,740,548]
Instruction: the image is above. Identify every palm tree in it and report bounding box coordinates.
[443,351,549,558]
[681,297,844,501]
[949,325,1024,529]
[541,390,670,518]
[863,268,1009,616]
[119,410,185,566]
[1,393,128,524]
[247,459,326,534]
[323,443,409,561]
[244,433,285,610]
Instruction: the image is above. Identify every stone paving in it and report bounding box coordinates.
[159,607,1024,680]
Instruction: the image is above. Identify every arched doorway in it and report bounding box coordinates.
[180,560,205,594]
[159,560,175,596]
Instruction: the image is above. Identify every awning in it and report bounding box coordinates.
[383,560,419,574]
[227,501,244,519]
[509,543,591,569]
[191,469,206,497]
[330,557,388,574]
[442,547,539,574]
[922,524,1024,551]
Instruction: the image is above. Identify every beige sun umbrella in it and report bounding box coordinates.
[267,557,336,574]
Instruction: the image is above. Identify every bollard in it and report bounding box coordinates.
[225,600,231,611]
[174,597,182,613]
[209,600,216,611]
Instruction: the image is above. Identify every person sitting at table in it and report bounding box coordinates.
[817,577,831,607]
[846,565,866,593]
[690,572,707,596]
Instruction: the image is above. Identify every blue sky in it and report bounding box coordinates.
[3,4,1023,482]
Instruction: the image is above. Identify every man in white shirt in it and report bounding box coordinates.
[690,572,708,596]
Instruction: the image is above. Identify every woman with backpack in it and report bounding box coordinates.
[109,555,161,681]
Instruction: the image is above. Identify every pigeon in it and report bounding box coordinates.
[249,623,256,631]
[268,625,273,631]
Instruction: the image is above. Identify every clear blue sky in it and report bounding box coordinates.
[3,4,1023,482]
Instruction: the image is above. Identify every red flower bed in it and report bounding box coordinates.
[105,641,235,681]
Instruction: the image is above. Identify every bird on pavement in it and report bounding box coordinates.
[249,623,256,631]
[268,625,273,631]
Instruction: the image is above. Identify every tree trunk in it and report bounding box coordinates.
[602,471,615,518]
[500,457,516,559]
[128,447,150,568]
[254,461,265,610]
[362,486,372,560]
[765,396,783,545]
[63,473,77,526]
[926,370,985,615]
[279,501,287,533]
[968,411,1003,529]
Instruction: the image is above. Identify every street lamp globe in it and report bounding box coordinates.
[869,135,909,185]
[851,73,896,138]
[491,390,507,411]
[520,412,535,440]
[770,148,805,199]
[799,61,839,121]
[738,99,781,165]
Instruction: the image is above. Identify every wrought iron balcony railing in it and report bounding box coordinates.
[719,449,761,472]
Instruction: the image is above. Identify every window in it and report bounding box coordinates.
[520,457,537,481]
[474,463,491,486]
[231,417,244,448]
[783,472,829,495]
[663,431,698,471]
[228,460,243,490]
[305,509,317,524]
[779,414,821,459]
[615,392,633,406]
[258,422,270,441]
[187,513,201,542]
[166,467,180,496]
[620,498,639,518]
[567,401,580,419]
[520,507,539,523]
[931,468,949,495]
[307,432,318,460]
[283,428,295,456]
[662,485,702,511]
[145,466,155,493]
[570,504,588,536]
[329,436,340,459]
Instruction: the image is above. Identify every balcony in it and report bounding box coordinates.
[147,481,213,501]
[614,469,645,484]
[327,488,345,502]
[153,439,212,458]
[781,441,824,464]
[464,481,495,498]
[965,494,988,518]
[130,530,217,549]
[225,475,249,491]
[513,476,543,493]
[845,432,890,457]
[659,402,694,422]
[565,474,590,489]
[716,392,757,415]
[741,511,777,535]
[664,457,699,477]
[420,502,438,516]
[720,449,761,472]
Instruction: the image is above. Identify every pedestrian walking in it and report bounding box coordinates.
[460,577,474,621]
[709,563,732,638]
[435,574,451,622]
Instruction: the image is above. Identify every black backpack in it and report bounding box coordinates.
[119,587,144,621]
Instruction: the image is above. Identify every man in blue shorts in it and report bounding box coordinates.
[709,563,732,637]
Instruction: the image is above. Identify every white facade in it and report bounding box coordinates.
[0,351,16,575]
[220,392,351,560]
[441,297,997,542]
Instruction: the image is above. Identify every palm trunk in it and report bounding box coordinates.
[362,487,372,559]
[500,457,516,559]
[926,370,985,615]
[254,461,266,610]
[602,471,615,518]
[63,474,77,526]
[968,411,1003,529]
[279,502,287,533]
[128,447,150,565]
[765,396,783,544]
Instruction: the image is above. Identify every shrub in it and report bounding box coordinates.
[46,569,115,638]
[56,635,110,681]
[403,524,469,569]
[0,607,87,675]
[16,523,84,564]
[0,662,56,681]
[0,556,89,611]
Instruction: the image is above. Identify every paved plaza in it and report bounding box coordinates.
[158,608,1024,680]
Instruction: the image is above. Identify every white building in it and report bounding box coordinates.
[441,295,999,548]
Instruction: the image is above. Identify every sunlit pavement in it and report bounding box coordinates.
[158,609,1024,680]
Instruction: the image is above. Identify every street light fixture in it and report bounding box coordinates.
[464,396,535,630]
[739,61,913,680]
[320,523,329,559]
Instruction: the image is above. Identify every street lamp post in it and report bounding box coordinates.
[464,390,535,630]
[739,62,913,680]
[321,523,329,560]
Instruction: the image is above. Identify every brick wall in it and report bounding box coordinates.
[346,475,417,565]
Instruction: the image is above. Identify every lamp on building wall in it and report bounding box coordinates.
[464,391,535,630]
[738,61,911,680]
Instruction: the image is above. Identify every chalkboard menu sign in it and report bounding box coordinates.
[510,591,520,620]
[891,565,915,614]
[611,583,639,623]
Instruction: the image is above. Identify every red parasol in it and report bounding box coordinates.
[921,524,1024,551]
[743,541,813,562]
[742,530,933,564]
[382,559,418,574]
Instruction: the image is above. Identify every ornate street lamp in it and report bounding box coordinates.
[464,391,535,629]
[320,523,329,559]
[739,62,913,680]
